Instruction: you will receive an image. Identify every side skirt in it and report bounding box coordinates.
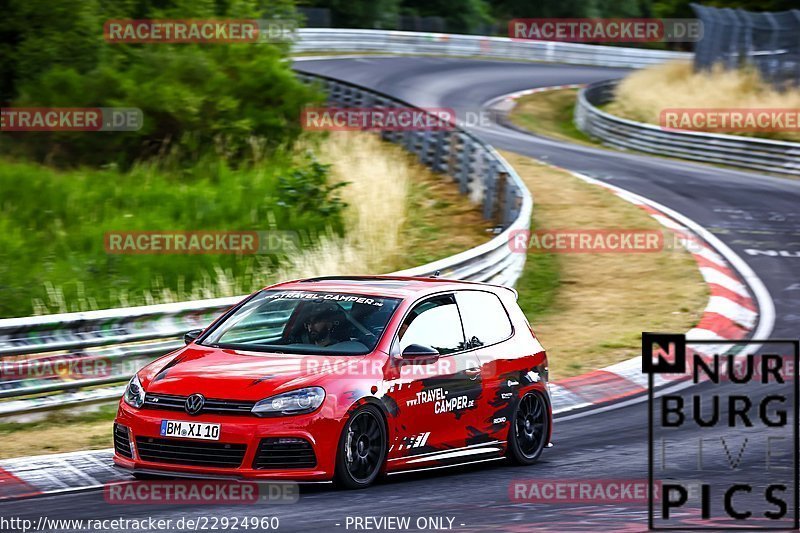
[387,441,507,475]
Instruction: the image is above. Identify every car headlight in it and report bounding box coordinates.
[251,387,325,417]
[123,374,146,409]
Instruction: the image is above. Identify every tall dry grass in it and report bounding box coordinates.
[607,61,800,142]
[275,132,410,279]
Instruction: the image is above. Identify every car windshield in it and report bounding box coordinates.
[200,290,402,355]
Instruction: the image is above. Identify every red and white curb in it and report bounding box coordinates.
[485,84,585,114]
[0,449,117,501]
[547,168,772,415]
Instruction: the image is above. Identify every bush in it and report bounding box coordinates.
[277,158,348,230]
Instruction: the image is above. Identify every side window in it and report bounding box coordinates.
[455,291,513,348]
[398,295,466,355]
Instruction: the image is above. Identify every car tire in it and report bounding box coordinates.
[334,404,387,489]
[507,391,549,465]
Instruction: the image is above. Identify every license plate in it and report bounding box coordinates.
[160,420,220,441]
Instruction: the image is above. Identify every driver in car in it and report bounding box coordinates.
[303,306,346,347]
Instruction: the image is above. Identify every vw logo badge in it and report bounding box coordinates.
[185,393,205,415]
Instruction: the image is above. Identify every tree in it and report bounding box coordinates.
[300,0,400,28]
[402,0,491,33]
[2,0,318,166]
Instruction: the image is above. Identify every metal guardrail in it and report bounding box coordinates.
[0,72,532,416]
[293,28,690,68]
[575,79,800,176]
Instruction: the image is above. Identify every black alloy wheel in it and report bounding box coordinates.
[334,405,387,489]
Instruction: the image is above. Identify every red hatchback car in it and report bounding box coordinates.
[114,276,552,488]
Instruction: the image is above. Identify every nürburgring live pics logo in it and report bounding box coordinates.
[645,332,799,530]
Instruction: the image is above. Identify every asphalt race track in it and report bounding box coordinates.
[4,57,800,531]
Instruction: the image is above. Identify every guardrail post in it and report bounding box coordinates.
[503,174,520,226]
[481,152,496,219]
[458,136,473,195]
[482,158,505,224]
[446,131,459,177]
[433,131,448,173]
[404,129,416,152]
[419,130,432,165]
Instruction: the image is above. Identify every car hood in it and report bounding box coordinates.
[139,344,378,401]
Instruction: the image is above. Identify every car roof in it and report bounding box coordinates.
[264,275,516,300]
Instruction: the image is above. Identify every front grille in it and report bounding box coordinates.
[113,423,133,459]
[135,437,246,468]
[144,393,255,415]
[253,438,316,469]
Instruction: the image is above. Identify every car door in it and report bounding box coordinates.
[384,293,484,463]
[453,290,517,443]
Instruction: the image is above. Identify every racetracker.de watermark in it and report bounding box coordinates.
[301,107,457,131]
[302,357,458,379]
[660,109,800,133]
[104,19,297,43]
[104,231,299,254]
[507,229,664,254]
[0,355,113,381]
[103,480,298,505]
[1,108,143,132]
[509,18,702,43]
[510,479,661,503]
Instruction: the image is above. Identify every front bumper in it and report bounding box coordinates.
[114,400,342,481]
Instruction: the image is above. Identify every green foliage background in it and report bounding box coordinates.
[0,0,346,317]
[299,0,799,35]
[2,0,317,167]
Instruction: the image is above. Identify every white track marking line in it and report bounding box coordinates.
[651,214,687,233]
[570,172,773,348]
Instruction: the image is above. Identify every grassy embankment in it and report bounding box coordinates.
[607,62,800,143]
[509,61,800,147]
[0,133,491,318]
[506,152,708,379]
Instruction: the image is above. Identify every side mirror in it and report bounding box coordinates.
[399,344,440,362]
[184,329,203,345]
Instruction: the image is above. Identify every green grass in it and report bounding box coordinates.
[0,153,344,317]
[0,404,117,435]
[514,248,560,322]
[508,89,595,147]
